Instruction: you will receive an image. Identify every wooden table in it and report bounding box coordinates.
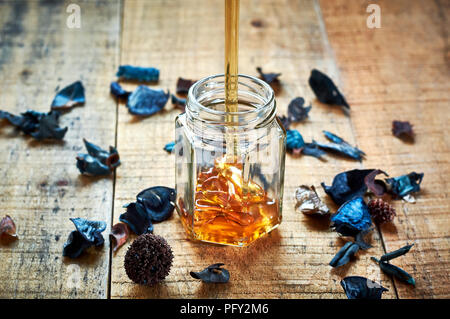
[0,0,448,299]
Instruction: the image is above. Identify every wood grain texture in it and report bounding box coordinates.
[320,0,450,298]
[110,0,394,299]
[0,0,120,298]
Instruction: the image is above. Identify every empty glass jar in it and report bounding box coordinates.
[175,74,286,246]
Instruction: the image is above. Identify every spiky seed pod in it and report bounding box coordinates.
[124,233,173,286]
[368,198,396,224]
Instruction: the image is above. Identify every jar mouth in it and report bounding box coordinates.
[187,74,275,124]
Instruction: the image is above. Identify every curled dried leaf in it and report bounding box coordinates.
[295,185,330,216]
[110,223,129,253]
[287,97,311,123]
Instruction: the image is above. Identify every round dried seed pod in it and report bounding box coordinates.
[368,198,396,224]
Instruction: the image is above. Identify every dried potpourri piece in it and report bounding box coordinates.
[171,94,186,111]
[308,69,349,109]
[126,85,170,116]
[287,97,311,123]
[256,66,281,85]
[120,202,154,235]
[124,233,174,285]
[63,217,106,258]
[164,141,175,153]
[286,129,305,151]
[340,276,388,299]
[313,131,365,160]
[392,120,414,141]
[0,110,41,134]
[301,142,326,158]
[116,65,159,82]
[0,215,18,239]
[110,222,129,253]
[368,198,396,224]
[381,244,414,262]
[385,172,424,198]
[331,197,372,237]
[136,186,176,222]
[371,257,415,286]
[277,115,290,130]
[321,169,376,206]
[176,77,196,94]
[190,263,230,283]
[110,81,131,99]
[329,241,360,268]
[364,169,389,196]
[295,185,330,216]
[76,139,120,176]
[51,81,85,109]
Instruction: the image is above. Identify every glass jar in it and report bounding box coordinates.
[174,74,286,246]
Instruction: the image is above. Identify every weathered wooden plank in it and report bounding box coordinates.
[0,0,120,298]
[110,0,394,298]
[320,0,450,298]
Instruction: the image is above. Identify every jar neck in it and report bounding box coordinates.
[186,74,276,130]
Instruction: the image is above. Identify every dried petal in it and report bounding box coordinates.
[380,243,414,262]
[70,217,106,246]
[171,94,186,111]
[371,257,415,286]
[116,65,159,82]
[329,242,360,268]
[277,115,290,130]
[286,129,305,151]
[295,185,330,216]
[354,227,373,250]
[119,202,154,235]
[0,110,42,134]
[287,97,311,123]
[364,169,389,196]
[29,111,68,140]
[385,172,424,198]
[136,186,176,222]
[301,142,326,158]
[321,169,376,206]
[176,78,196,94]
[341,276,388,299]
[164,141,175,153]
[331,197,372,237]
[63,230,92,258]
[110,82,131,99]
[313,131,365,160]
[76,139,120,176]
[126,85,169,116]
[392,120,414,140]
[51,81,85,109]
[190,263,230,283]
[256,67,281,84]
[0,215,18,239]
[308,69,349,108]
[110,222,129,252]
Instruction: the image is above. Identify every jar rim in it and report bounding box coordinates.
[187,73,275,117]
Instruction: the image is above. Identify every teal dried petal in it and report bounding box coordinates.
[286,129,305,151]
[51,81,85,109]
[70,217,106,246]
[116,65,159,82]
[110,82,130,99]
[329,241,360,268]
[341,276,388,299]
[331,197,372,236]
[314,131,365,160]
[385,172,424,197]
[126,85,169,116]
[164,141,175,153]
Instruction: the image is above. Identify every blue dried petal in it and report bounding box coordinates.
[302,142,326,158]
[164,141,175,153]
[116,65,159,82]
[51,81,85,109]
[76,154,111,176]
[126,85,170,116]
[286,129,305,150]
[76,139,120,176]
[119,202,154,235]
[171,94,186,111]
[70,217,106,246]
[287,97,311,123]
[136,186,176,222]
[29,111,68,140]
[62,230,92,258]
[110,81,130,99]
[313,131,365,160]
[309,69,349,108]
[386,172,424,197]
[341,276,388,299]
[190,263,230,283]
[331,197,372,236]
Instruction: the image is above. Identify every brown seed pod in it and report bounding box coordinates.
[124,233,173,286]
[368,198,396,224]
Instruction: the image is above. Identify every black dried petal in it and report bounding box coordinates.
[70,217,106,246]
[392,120,414,140]
[176,78,196,94]
[126,85,170,116]
[321,169,376,206]
[308,69,349,108]
[29,111,68,140]
[63,230,92,258]
[171,94,186,111]
[51,81,85,109]
[136,186,176,222]
[331,197,372,237]
[385,172,424,197]
[190,263,230,283]
[116,65,159,82]
[313,131,365,160]
[119,202,154,235]
[341,276,388,299]
[287,97,311,123]
[329,241,360,268]
[371,257,415,286]
[380,244,414,262]
[124,233,173,286]
[256,67,281,84]
[110,81,131,99]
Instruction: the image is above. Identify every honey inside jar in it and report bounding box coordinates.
[179,155,280,246]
